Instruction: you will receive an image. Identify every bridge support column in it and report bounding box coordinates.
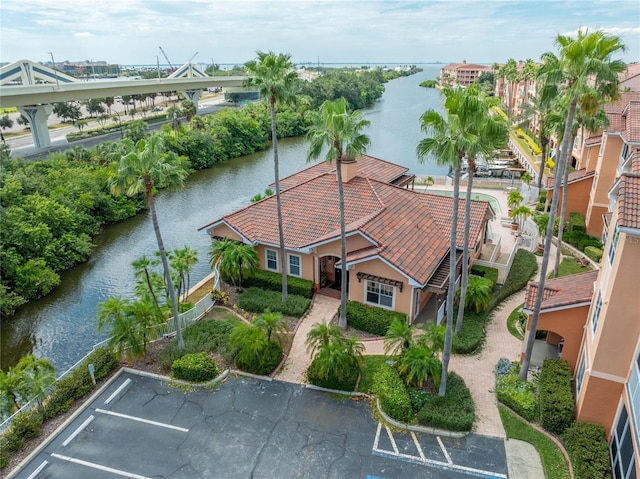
[18,105,53,148]
[179,90,203,112]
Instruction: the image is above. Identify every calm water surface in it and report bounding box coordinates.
[1,65,446,372]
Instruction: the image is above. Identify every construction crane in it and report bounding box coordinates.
[187,52,199,63]
[158,46,176,72]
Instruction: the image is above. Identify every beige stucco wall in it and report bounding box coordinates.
[547,179,593,223]
[534,305,589,373]
[576,373,623,436]
[209,224,243,242]
[579,143,601,173]
[349,259,412,316]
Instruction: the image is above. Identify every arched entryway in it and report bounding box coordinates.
[317,255,348,298]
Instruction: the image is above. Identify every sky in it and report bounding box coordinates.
[1,0,639,67]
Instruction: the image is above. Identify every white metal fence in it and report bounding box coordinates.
[0,269,220,435]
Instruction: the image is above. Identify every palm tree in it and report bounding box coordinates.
[229,322,270,367]
[171,246,198,301]
[500,59,519,123]
[132,254,161,310]
[109,133,188,351]
[16,355,55,407]
[97,296,144,361]
[520,29,626,380]
[254,309,287,344]
[306,323,364,383]
[396,345,441,389]
[455,86,507,333]
[306,98,371,329]
[384,317,416,355]
[306,323,343,356]
[0,367,26,415]
[416,86,482,396]
[464,276,493,313]
[208,237,258,291]
[245,51,298,303]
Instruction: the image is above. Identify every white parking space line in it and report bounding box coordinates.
[104,378,132,404]
[437,436,453,465]
[95,408,189,432]
[384,425,399,454]
[26,460,48,479]
[50,453,152,479]
[410,431,426,461]
[62,415,94,447]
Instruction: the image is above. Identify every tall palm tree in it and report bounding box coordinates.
[132,254,161,310]
[171,246,198,301]
[500,59,518,123]
[109,133,188,351]
[519,59,539,107]
[209,238,258,291]
[520,29,626,380]
[97,296,144,361]
[417,86,482,396]
[454,86,507,333]
[245,51,298,303]
[306,98,371,329]
[0,367,24,415]
[15,355,55,407]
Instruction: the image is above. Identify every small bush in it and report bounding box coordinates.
[238,287,310,317]
[344,301,408,336]
[577,238,603,251]
[569,212,586,233]
[171,352,219,382]
[243,269,314,298]
[235,341,283,376]
[417,373,474,431]
[210,288,230,304]
[307,358,359,391]
[372,363,413,423]
[539,359,574,435]
[409,389,431,413]
[496,370,536,421]
[3,408,44,453]
[584,246,603,263]
[563,422,611,479]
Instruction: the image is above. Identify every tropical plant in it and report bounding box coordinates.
[521,29,626,380]
[464,275,493,313]
[396,344,441,389]
[132,254,161,310]
[253,309,287,344]
[0,366,26,415]
[96,296,145,361]
[510,205,532,230]
[384,317,415,355]
[306,323,364,383]
[507,190,524,211]
[108,134,188,351]
[306,323,343,356]
[245,51,298,303]
[534,213,550,248]
[209,237,258,291]
[170,246,198,301]
[306,97,371,329]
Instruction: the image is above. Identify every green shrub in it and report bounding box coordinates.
[343,301,408,336]
[454,310,486,354]
[171,352,219,382]
[563,422,611,479]
[496,360,536,422]
[495,249,538,303]
[85,347,118,380]
[238,287,310,318]
[307,358,359,391]
[577,238,603,251]
[243,269,314,298]
[470,265,499,290]
[3,408,43,453]
[584,246,603,263]
[235,341,283,375]
[417,374,474,431]
[539,359,574,435]
[372,363,413,423]
[0,437,8,468]
[569,212,586,233]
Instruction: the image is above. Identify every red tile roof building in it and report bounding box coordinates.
[439,60,492,87]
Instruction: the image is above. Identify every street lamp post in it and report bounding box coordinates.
[47,52,60,89]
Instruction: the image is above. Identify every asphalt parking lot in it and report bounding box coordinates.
[11,371,508,478]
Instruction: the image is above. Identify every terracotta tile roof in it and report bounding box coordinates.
[584,135,602,146]
[631,149,640,174]
[618,173,640,230]
[524,270,598,312]
[201,158,492,286]
[546,168,595,189]
[276,154,409,190]
[622,101,640,143]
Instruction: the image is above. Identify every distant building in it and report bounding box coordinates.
[439,60,492,87]
[42,60,120,77]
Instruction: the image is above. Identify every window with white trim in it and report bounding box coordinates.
[591,292,602,335]
[611,402,636,479]
[627,347,640,451]
[288,254,301,277]
[366,281,394,309]
[575,352,586,397]
[266,249,278,272]
[609,223,620,265]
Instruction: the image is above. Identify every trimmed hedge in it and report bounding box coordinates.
[539,359,574,435]
[238,287,310,318]
[495,358,536,421]
[234,341,283,376]
[372,363,413,423]
[307,357,359,391]
[343,301,408,336]
[171,352,219,382]
[470,265,499,290]
[417,373,474,431]
[569,212,586,233]
[243,269,314,299]
[562,422,611,479]
[584,246,603,263]
[563,230,603,252]
[495,249,538,303]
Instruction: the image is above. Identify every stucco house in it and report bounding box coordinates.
[199,155,494,323]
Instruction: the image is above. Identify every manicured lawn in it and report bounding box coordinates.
[507,303,525,340]
[499,405,571,479]
[358,355,389,394]
[549,257,592,279]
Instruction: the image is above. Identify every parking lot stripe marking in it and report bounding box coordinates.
[95,408,189,432]
[437,436,453,465]
[26,460,48,479]
[104,378,132,404]
[410,431,426,461]
[62,415,95,446]
[373,422,382,450]
[50,453,152,479]
[384,425,399,454]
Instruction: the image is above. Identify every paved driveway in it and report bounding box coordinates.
[12,371,508,478]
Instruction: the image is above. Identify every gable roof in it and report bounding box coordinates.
[546,168,595,189]
[523,270,598,312]
[200,157,493,286]
[617,172,640,231]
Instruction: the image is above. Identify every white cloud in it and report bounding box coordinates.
[74,32,95,38]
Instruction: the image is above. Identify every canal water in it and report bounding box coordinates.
[1,65,447,373]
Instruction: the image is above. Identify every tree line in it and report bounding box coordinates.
[0,66,412,317]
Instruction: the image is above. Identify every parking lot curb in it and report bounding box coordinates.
[375,398,468,438]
